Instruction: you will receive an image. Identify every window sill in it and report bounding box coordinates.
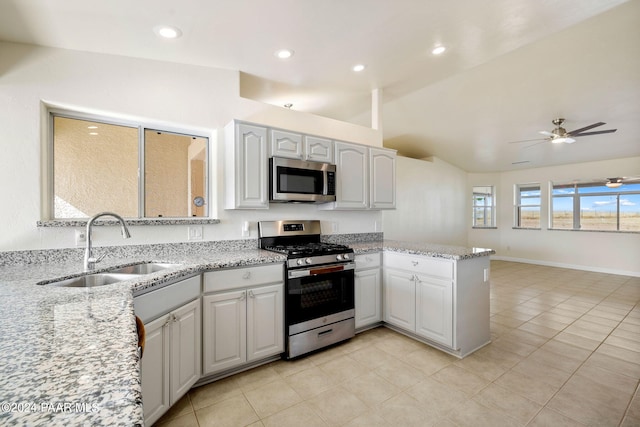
[37,218,221,227]
[512,227,541,230]
[548,228,640,234]
[472,227,497,229]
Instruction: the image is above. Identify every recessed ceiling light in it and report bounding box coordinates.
[87,125,98,129]
[154,25,182,39]
[352,64,366,72]
[89,132,99,136]
[275,49,294,59]
[432,46,446,55]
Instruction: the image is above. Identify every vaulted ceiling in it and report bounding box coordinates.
[0,0,638,172]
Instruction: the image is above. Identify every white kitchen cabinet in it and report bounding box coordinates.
[383,252,490,357]
[224,121,269,209]
[303,135,333,163]
[270,130,333,163]
[331,141,369,209]
[415,274,453,347]
[369,147,396,209]
[141,298,201,426]
[202,289,246,374]
[202,264,284,376]
[355,253,382,329]
[383,268,416,331]
[270,129,303,159]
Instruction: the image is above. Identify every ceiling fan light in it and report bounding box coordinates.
[606,182,622,188]
[552,136,575,144]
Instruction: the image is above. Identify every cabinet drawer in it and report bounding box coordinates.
[384,252,453,279]
[204,263,283,293]
[355,252,381,270]
[135,275,201,324]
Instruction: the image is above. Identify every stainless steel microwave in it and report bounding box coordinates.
[269,157,336,203]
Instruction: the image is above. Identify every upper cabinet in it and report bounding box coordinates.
[225,121,269,209]
[270,130,333,163]
[331,141,369,209]
[370,147,396,209]
[322,142,396,210]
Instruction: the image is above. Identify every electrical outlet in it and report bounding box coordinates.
[241,221,250,237]
[483,268,490,282]
[75,229,87,247]
[188,226,203,241]
[331,222,339,233]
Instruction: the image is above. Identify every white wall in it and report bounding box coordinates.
[468,157,640,276]
[382,156,468,245]
[0,41,382,251]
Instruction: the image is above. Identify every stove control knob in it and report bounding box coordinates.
[297,259,304,266]
[305,258,312,264]
[336,254,343,261]
[343,253,350,260]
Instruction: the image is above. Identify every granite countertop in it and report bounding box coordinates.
[0,248,285,427]
[350,239,495,260]
[0,237,493,426]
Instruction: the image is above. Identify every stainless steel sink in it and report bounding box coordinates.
[106,262,181,275]
[43,273,139,288]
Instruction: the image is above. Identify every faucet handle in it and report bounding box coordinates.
[90,253,107,265]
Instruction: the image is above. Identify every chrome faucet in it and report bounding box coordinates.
[84,212,131,271]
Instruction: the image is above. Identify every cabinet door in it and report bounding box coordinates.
[415,275,453,347]
[355,268,381,328]
[383,269,415,331]
[170,299,201,403]
[247,283,284,361]
[236,123,268,209]
[270,130,303,159]
[202,290,247,375]
[304,135,333,163]
[370,148,396,209]
[141,315,170,426]
[333,141,369,209]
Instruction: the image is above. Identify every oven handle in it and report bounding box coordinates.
[288,262,355,279]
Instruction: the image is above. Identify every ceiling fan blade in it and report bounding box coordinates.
[567,122,605,135]
[508,138,547,144]
[572,129,617,137]
[523,140,548,150]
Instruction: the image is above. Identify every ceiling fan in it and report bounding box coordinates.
[509,118,617,147]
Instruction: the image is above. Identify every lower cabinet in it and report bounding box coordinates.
[202,264,284,376]
[355,253,382,329]
[141,298,201,426]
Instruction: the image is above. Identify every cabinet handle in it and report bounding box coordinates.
[242,271,251,280]
[163,314,173,327]
[248,290,255,298]
[239,291,246,301]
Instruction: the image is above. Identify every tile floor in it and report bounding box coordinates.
[155,261,640,427]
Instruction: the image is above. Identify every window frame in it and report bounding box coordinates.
[472,186,496,228]
[514,183,541,229]
[550,180,640,232]
[46,108,211,221]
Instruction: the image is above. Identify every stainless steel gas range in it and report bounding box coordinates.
[258,220,355,359]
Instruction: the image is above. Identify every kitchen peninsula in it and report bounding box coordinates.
[0,238,493,425]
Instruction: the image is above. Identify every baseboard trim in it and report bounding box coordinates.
[492,255,640,278]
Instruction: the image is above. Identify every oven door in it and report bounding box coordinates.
[286,263,355,327]
[270,157,336,203]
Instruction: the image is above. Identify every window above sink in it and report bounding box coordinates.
[42,107,216,223]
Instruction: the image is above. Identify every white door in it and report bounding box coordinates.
[304,135,333,163]
[355,268,381,328]
[202,290,247,375]
[370,148,396,209]
[415,275,453,347]
[383,269,416,331]
[141,314,170,426]
[270,130,303,159]
[170,299,201,403]
[237,123,268,208]
[333,141,368,209]
[247,283,284,361]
